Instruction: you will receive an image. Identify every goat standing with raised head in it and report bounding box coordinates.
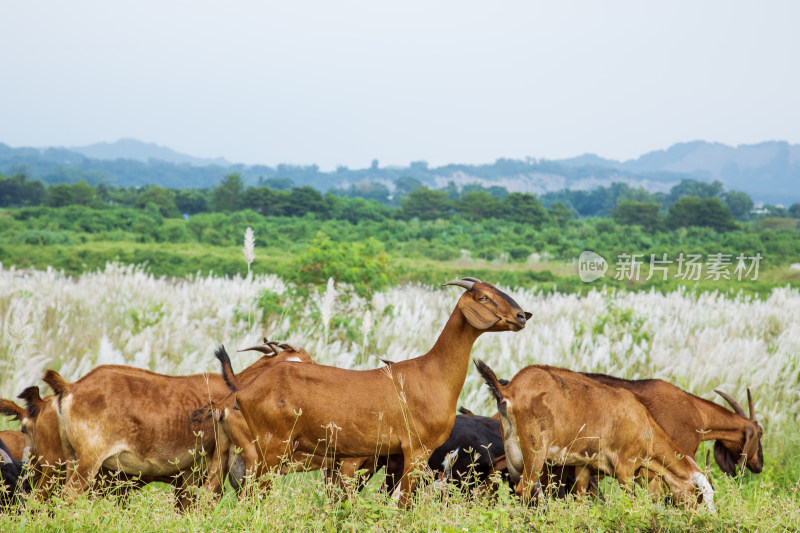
[476,361,715,511]
[216,278,530,507]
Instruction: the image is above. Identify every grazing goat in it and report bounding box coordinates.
[215,278,530,506]
[475,360,715,511]
[40,340,313,508]
[582,373,763,476]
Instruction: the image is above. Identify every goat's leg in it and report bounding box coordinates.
[397,445,430,508]
[63,458,101,500]
[31,463,63,501]
[250,438,288,494]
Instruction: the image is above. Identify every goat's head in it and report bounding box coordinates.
[0,388,60,463]
[713,388,764,475]
[0,396,38,455]
[443,277,531,331]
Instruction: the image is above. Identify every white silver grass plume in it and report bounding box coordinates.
[243,227,255,267]
[321,277,336,342]
[361,309,373,344]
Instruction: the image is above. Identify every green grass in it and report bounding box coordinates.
[2,437,798,532]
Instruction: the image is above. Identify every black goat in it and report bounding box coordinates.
[357,412,508,495]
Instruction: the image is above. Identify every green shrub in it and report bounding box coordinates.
[287,233,393,298]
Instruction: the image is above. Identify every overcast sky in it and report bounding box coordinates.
[1,1,797,170]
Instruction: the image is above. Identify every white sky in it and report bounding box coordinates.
[1,1,798,170]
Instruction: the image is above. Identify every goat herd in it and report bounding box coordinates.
[0,278,763,516]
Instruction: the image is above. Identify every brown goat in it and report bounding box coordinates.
[216,278,530,506]
[582,373,763,476]
[41,341,313,507]
[475,360,715,511]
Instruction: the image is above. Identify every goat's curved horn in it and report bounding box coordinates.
[747,388,756,421]
[443,279,474,290]
[0,448,11,465]
[714,389,746,417]
[278,343,299,352]
[461,277,483,283]
[238,344,278,356]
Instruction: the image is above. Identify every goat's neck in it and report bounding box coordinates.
[694,397,749,441]
[419,306,483,404]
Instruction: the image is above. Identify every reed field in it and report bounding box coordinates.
[1,262,799,531]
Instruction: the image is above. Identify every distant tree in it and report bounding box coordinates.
[668,179,724,204]
[332,181,391,204]
[457,190,502,221]
[612,201,662,232]
[400,187,452,220]
[245,186,289,216]
[288,186,327,217]
[263,177,294,190]
[393,176,424,199]
[442,181,459,200]
[486,185,509,201]
[789,203,800,219]
[501,193,549,228]
[722,191,754,220]
[136,185,179,217]
[324,194,391,223]
[211,173,245,212]
[45,180,95,207]
[667,197,738,232]
[175,189,209,215]
[548,202,573,227]
[0,174,45,207]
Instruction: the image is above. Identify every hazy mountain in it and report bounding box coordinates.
[1,139,797,204]
[555,141,800,204]
[71,138,230,167]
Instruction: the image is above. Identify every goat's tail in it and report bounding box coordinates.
[473,358,505,403]
[473,358,508,415]
[43,370,70,397]
[215,345,241,392]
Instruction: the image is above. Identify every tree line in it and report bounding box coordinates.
[2,172,799,235]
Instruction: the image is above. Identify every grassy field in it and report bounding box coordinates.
[1,264,799,530]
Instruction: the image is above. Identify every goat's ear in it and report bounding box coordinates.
[713,440,738,476]
[0,399,26,421]
[458,299,500,330]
